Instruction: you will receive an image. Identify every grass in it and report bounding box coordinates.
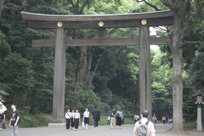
[19,113,51,128]
[184,121,196,130]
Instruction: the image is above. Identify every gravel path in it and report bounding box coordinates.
[0,124,203,136]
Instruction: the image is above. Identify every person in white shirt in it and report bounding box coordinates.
[83,108,90,129]
[65,109,71,130]
[74,109,80,130]
[0,101,7,130]
[133,110,155,136]
[0,101,7,114]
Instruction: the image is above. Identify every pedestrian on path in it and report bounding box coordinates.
[133,110,155,136]
[70,109,75,129]
[9,104,20,136]
[83,108,90,129]
[152,114,157,124]
[162,116,166,125]
[134,114,140,123]
[92,108,100,127]
[74,109,80,130]
[65,109,71,130]
[110,108,116,129]
[0,101,7,130]
[116,109,123,128]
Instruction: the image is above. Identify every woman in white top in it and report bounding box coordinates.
[83,108,90,129]
[74,109,80,130]
[65,109,71,129]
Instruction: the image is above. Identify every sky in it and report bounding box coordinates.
[150,27,160,51]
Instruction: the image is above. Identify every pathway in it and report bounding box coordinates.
[0,124,203,136]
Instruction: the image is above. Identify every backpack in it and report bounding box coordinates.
[138,120,149,136]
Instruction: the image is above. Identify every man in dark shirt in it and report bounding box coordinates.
[92,108,100,127]
[9,104,19,136]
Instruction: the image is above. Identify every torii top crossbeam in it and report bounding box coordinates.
[21,10,173,29]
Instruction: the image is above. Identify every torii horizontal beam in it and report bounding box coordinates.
[21,10,173,29]
[32,37,170,47]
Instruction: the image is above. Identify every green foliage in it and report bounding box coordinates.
[0,31,10,60]
[151,50,172,119]
[65,90,109,113]
[0,0,203,128]
[184,121,196,130]
[19,114,50,128]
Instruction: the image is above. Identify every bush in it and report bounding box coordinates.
[184,121,196,130]
[65,90,110,114]
[19,114,50,128]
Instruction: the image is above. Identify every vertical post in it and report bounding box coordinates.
[139,25,152,117]
[197,104,203,131]
[53,27,66,122]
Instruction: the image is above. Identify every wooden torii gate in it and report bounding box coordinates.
[21,10,173,122]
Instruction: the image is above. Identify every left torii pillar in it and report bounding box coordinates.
[53,27,66,123]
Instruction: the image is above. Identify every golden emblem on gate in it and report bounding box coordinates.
[98,21,104,27]
[141,19,147,25]
[57,22,63,27]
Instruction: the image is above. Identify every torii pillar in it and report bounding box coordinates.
[53,27,66,122]
[139,20,152,117]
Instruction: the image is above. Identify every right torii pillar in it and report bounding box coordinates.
[139,24,152,118]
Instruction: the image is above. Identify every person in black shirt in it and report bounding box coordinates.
[92,108,100,127]
[9,104,19,136]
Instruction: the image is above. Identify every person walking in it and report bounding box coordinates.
[110,108,116,129]
[162,116,166,125]
[134,114,140,123]
[92,108,100,127]
[65,109,71,130]
[9,104,20,136]
[133,110,155,136]
[70,109,75,129]
[83,108,90,129]
[116,109,123,128]
[152,114,157,124]
[74,109,80,130]
[0,101,7,130]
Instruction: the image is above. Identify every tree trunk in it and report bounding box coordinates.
[170,11,184,133]
[0,0,5,16]
[75,46,92,91]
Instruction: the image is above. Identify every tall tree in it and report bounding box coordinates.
[64,0,94,91]
[160,0,190,133]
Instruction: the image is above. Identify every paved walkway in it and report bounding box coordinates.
[0,124,203,136]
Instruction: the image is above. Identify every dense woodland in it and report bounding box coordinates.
[0,0,203,129]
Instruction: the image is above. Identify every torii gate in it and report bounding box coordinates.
[21,10,173,122]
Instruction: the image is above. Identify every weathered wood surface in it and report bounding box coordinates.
[21,10,173,29]
[32,37,170,47]
[139,26,152,117]
[21,10,173,21]
[53,28,66,123]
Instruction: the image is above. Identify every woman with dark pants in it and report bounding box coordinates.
[74,109,80,130]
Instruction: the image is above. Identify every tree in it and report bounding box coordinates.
[0,0,4,15]
[160,0,190,133]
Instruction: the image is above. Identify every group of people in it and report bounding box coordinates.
[65,108,100,130]
[0,101,20,136]
[110,108,124,129]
